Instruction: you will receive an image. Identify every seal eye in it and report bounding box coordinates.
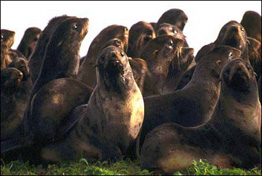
[246,64,252,73]
[228,52,233,58]
[172,28,177,34]
[240,27,245,32]
[120,51,125,57]
[73,23,78,30]
[167,39,173,46]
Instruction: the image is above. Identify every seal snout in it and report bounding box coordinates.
[223,59,251,91]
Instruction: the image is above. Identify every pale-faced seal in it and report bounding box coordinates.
[78,25,129,88]
[17,27,42,59]
[140,58,261,174]
[37,46,144,164]
[127,21,156,58]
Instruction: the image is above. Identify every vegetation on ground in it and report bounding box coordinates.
[1,158,261,175]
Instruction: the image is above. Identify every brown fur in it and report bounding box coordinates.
[127,21,156,58]
[157,8,188,31]
[247,37,261,80]
[17,27,42,59]
[140,59,261,173]
[241,11,261,42]
[37,46,144,164]
[156,23,189,47]
[78,25,129,88]
[28,15,73,83]
[139,46,242,148]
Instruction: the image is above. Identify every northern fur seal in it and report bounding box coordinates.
[247,37,261,80]
[241,11,261,42]
[17,27,42,59]
[99,37,148,93]
[1,29,15,66]
[1,29,15,49]
[28,15,72,83]
[8,57,33,124]
[156,23,189,47]
[140,35,190,95]
[31,16,89,95]
[140,58,261,174]
[196,21,249,62]
[78,25,129,88]
[177,20,249,90]
[1,67,23,142]
[139,45,242,147]
[38,46,144,163]
[157,8,188,31]
[127,21,156,58]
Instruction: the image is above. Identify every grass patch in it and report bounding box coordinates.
[1,158,261,175]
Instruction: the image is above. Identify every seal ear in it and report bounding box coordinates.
[216,60,221,67]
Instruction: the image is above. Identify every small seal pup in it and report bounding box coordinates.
[140,58,261,174]
[38,46,144,163]
[17,27,42,59]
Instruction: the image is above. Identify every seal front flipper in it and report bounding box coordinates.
[55,104,87,141]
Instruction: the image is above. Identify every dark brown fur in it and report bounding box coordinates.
[17,27,42,59]
[78,25,129,88]
[247,37,261,80]
[31,17,89,95]
[127,21,156,58]
[140,59,261,173]
[35,46,144,164]
[156,23,189,47]
[28,15,72,83]
[157,8,188,31]
[241,11,261,42]
[139,46,242,148]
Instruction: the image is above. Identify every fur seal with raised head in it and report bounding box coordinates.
[28,15,72,83]
[140,58,261,174]
[78,25,129,88]
[31,16,89,95]
[37,46,144,164]
[139,45,242,147]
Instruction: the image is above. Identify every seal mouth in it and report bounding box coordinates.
[105,60,124,77]
[222,35,243,49]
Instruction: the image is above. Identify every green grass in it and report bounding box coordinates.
[1,158,261,175]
